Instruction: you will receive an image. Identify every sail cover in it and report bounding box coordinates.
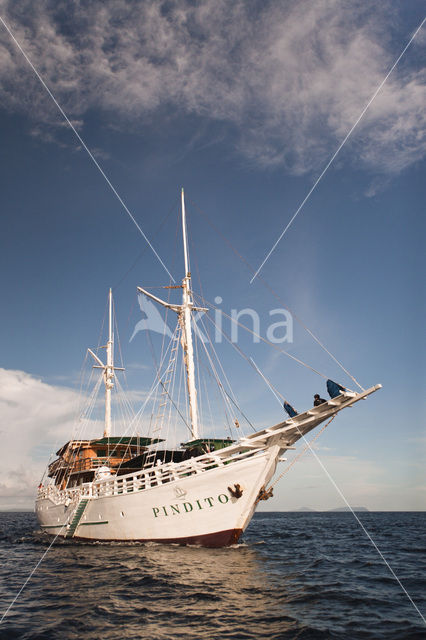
[283,402,298,418]
[326,379,346,398]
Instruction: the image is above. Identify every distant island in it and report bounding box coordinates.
[295,506,370,512]
[329,506,369,512]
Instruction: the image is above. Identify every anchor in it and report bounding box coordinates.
[228,483,243,499]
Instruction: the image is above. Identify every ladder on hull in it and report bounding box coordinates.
[66,499,89,538]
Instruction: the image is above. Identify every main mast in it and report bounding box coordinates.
[180,188,199,440]
[137,189,207,441]
[104,288,114,438]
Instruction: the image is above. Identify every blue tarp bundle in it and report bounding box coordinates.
[283,402,298,418]
[327,379,346,398]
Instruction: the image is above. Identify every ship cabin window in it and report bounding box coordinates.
[97,449,106,457]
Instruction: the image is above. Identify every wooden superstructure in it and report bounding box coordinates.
[48,436,162,488]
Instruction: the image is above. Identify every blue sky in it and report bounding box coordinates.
[0,0,424,510]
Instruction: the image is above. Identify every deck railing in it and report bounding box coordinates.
[37,484,81,505]
[37,446,265,503]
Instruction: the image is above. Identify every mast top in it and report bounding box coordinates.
[87,290,124,439]
[181,187,190,279]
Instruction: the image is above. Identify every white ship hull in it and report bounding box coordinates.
[36,448,278,546]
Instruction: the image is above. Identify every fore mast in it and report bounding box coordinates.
[88,289,124,437]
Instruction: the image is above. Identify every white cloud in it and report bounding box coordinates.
[0,368,77,506]
[0,367,163,508]
[0,1,423,176]
[0,368,105,508]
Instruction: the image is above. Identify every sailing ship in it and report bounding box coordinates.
[35,190,381,546]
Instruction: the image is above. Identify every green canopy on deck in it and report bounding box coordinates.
[91,436,164,446]
[181,438,234,450]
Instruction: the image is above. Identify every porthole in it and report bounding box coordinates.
[120,511,125,518]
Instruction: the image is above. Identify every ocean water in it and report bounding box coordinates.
[0,512,424,640]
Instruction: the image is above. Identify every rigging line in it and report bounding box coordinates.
[159,243,177,393]
[62,299,107,457]
[66,377,104,485]
[112,196,179,291]
[248,273,362,389]
[255,413,338,508]
[175,348,185,437]
[196,310,243,416]
[267,415,337,491]
[219,384,256,433]
[70,374,103,457]
[143,304,169,388]
[112,385,128,454]
[40,349,93,484]
[193,320,232,415]
[195,328,237,438]
[93,296,108,362]
[193,323,204,432]
[0,16,174,283]
[102,373,165,473]
[160,333,189,444]
[163,338,180,458]
[145,317,192,435]
[253,358,426,626]
[185,199,232,435]
[113,309,132,404]
[248,356,296,407]
[251,16,426,283]
[114,377,134,422]
[159,379,192,436]
[197,313,256,433]
[249,357,285,405]
[186,214,210,431]
[189,198,363,390]
[202,363,235,437]
[193,292,328,380]
[139,212,180,442]
[0,517,74,624]
[87,337,174,476]
[200,362,215,433]
[203,308,282,405]
[76,350,90,422]
[181,347,190,432]
[194,313,239,413]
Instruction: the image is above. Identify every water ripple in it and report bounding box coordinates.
[0,512,424,639]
